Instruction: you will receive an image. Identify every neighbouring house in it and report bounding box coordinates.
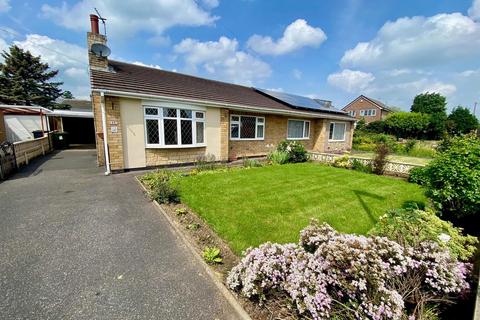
[342,95,393,123]
[48,99,95,145]
[0,105,51,142]
[87,14,355,172]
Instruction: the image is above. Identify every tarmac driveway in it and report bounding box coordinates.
[0,149,242,320]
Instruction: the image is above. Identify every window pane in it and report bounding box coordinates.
[164,119,178,145]
[304,121,310,138]
[146,119,159,144]
[257,125,264,138]
[333,123,346,141]
[195,112,204,119]
[196,122,204,143]
[181,120,193,144]
[145,107,158,115]
[329,123,334,140]
[180,110,192,119]
[257,117,264,123]
[231,116,239,122]
[240,116,256,138]
[288,120,304,139]
[163,108,177,118]
[231,123,239,138]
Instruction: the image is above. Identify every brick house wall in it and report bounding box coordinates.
[343,97,389,123]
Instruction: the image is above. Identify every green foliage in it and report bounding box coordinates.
[370,208,478,261]
[195,153,217,171]
[202,247,223,264]
[140,170,180,204]
[404,139,416,153]
[276,140,310,163]
[242,157,263,168]
[384,112,430,138]
[355,118,366,131]
[372,142,390,175]
[175,208,187,215]
[332,155,350,168]
[447,106,479,135]
[422,134,480,220]
[62,90,74,99]
[351,159,372,173]
[408,166,429,185]
[186,223,200,230]
[411,92,447,114]
[0,45,63,107]
[267,150,290,165]
[364,120,386,133]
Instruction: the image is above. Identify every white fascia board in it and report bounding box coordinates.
[92,89,355,122]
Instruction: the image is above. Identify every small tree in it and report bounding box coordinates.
[411,92,448,139]
[447,106,479,135]
[355,118,366,131]
[384,112,430,138]
[0,45,62,107]
[372,142,390,175]
[62,90,75,99]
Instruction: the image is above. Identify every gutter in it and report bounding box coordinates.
[92,89,355,122]
[100,91,111,175]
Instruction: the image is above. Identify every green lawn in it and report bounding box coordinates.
[179,163,426,254]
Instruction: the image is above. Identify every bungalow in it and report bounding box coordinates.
[87,15,355,173]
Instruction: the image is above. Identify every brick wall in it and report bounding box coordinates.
[87,32,108,70]
[343,98,389,123]
[0,110,6,142]
[92,92,105,166]
[219,108,229,161]
[145,148,206,166]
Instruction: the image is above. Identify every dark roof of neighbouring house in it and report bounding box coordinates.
[90,60,348,116]
[342,95,393,112]
[60,99,92,110]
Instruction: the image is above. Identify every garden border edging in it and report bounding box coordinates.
[135,176,252,320]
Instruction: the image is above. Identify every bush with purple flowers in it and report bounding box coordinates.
[227,220,471,319]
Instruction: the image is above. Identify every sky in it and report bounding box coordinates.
[0,0,479,115]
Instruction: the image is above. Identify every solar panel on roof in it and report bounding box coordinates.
[255,88,345,114]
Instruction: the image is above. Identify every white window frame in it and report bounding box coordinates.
[360,110,365,116]
[230,115,265,141]
[287,119,310,140]
[347,110,356,117]
[328,122,347,142]
[143,105,206,148]
[371,109,376,116]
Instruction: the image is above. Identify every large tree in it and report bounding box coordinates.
[0,45,63,107]
[411,92,448,139]
[447,106,479,135]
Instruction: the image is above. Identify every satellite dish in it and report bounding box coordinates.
[91,43,111,57]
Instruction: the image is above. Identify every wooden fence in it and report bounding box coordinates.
[13,134,52,167]
[309,152,424,176]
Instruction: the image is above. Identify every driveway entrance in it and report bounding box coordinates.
[0,149,241,319]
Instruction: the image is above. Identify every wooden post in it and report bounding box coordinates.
[24,152,28,165]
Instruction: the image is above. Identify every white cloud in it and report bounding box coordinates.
[0,0,10,13]
[132,61,162,69]
[266,88,284,92]
[292,68,302,80]
[247,19,327,55]
[174,36,271,85]
[202,0,219,9]
[327,69,375,93]
[341,13,480,69]
[41,0,218,39]
[469,0,480,20]
[12,34,90,99]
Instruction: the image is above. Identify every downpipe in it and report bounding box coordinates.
[100,91,111,176]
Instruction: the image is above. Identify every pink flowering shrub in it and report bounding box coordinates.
[228,221,471,320]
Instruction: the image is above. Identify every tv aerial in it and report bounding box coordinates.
[94,8,107,35]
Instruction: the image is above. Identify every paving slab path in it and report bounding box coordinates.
[0,149,242,320]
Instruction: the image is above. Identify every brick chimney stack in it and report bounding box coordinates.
[87,14,108,70]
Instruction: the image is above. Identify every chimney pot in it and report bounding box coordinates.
[90,14,99,34]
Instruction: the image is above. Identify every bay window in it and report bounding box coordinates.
[230,115,265,140]
[328,122,346,141]
[144,106,205,148]
[287,119,310,139]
